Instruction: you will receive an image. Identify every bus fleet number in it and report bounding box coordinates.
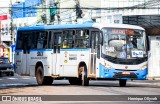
[37,52,43,56]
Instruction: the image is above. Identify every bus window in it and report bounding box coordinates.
[22,32,32,54]
[75,30,83,48]
[30,32,37,49]
[43,32,48,48]
[84,30,89,48]
[16,32,24,50]
[68,31,74,48]
[62,30,68,48]
[48,31,53,49]
[62,30,74,48]
[37,32,47,49]
[53,32,62,53]
[75,30,89,48]
[28,32,35,49]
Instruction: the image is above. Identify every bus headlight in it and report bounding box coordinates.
[140,65,147,70]
[104,63,112,69]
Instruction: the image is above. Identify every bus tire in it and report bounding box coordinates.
[119,79,127,87]
[36,66,53,85]
[81,66,89,86]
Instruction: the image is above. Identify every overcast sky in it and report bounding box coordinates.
[0,0,21,14]
[0,0,11,7]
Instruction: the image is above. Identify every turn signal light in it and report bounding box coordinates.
[140,65,147,70]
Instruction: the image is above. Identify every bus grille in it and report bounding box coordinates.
[0,68,7,70]
[113,72,137,79]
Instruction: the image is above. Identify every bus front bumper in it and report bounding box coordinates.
[99,64,147,80]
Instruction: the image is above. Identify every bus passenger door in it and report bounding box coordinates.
[22,34,30,75]
[53,32,62,75]
[90,31,100,77]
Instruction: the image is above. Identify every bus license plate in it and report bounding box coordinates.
[122,71,130,74]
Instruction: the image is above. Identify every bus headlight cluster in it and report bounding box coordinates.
[104,63,112,69]
[140,65,147,70]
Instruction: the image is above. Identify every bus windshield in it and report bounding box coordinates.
[102,28,147,59]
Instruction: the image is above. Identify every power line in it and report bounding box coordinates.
[0,7,159,9]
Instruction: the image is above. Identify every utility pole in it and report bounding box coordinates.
[41,0,47,24]
[73,0,82,22]
[9,0,13,45]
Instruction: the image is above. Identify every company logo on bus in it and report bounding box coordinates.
[125,66,128,69]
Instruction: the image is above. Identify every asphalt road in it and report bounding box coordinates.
[0,74,160,104]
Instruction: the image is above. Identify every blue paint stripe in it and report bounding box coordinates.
[99,63,147,80]
[18,22,94,31]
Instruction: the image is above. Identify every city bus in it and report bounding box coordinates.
[15,22,148,86]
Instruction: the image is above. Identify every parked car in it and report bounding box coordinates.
[0,57,14,76]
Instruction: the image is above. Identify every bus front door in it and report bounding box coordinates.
[53,32,62,76]
[90,31,100,77]
[22,34,30,75]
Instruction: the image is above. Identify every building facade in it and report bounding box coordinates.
[0,0,160,45]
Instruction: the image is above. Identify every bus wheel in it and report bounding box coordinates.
[119,79,127,87]
[36,66,53,85]
[80,66,89,86]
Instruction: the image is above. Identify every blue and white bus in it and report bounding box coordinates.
[15,22,148,86]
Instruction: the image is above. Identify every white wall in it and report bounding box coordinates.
[148,36,160,79]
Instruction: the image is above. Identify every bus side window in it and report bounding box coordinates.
[75,30,83,48]
[31,32,37,49]
[72,31,76,48]
[43,32,48,48]
[75,30,89,48]
[23,34,28,53]
[16,32,23,50]
[68,30,73,48]
[27,32,32,49]
[62,30,74,48]
[84,30,89,48]
[37,32,47,49]
[48,31,53,49]
[53,32,62,53]
[62,30,68,48]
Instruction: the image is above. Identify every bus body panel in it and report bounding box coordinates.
[99,63,147,80]
[59,49,90,77]
[99,59,148,80]
[23,53,30,75]
[15,50,30,75]
[15,50,23,74]
[29,49,53,76]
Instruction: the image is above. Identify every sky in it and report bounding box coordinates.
[0,0,12,7]
[0,0,22,14]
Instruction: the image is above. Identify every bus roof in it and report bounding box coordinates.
[17,22,145,31]
[17,22,94,31]
[93,23,145,30]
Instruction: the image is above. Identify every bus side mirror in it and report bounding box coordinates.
[146,36,150,51]
[99,33,103,45]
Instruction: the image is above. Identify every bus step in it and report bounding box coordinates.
[51,75,59,78]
